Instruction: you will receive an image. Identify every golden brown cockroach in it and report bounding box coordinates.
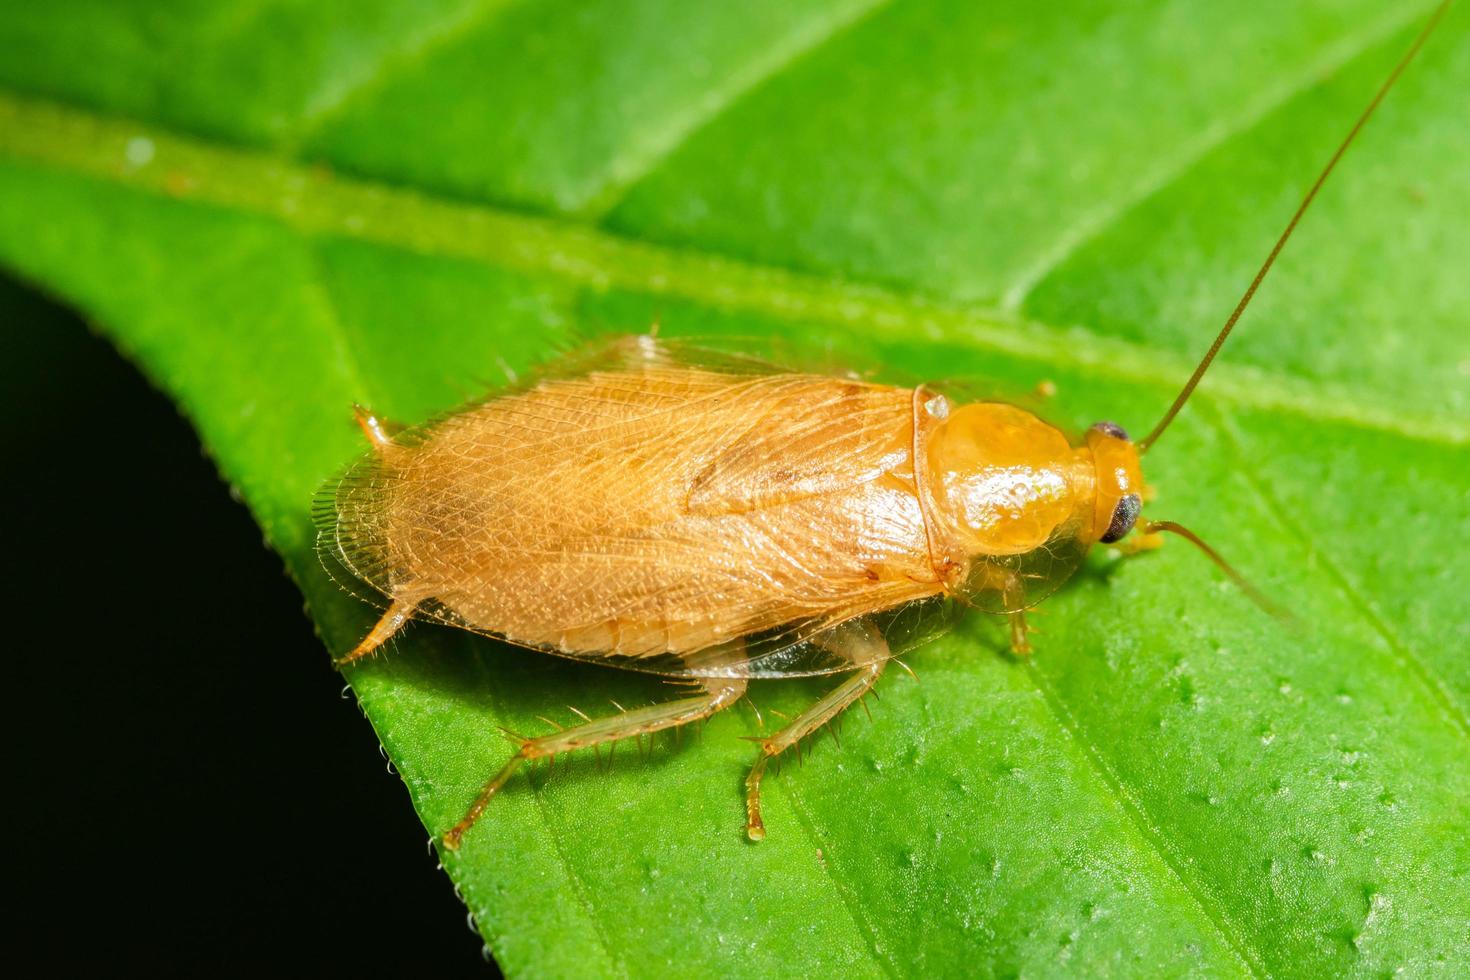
[316,4,1448,850]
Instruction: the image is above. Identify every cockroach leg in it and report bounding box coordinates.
[999,572,1034,656]
[335,597,419,666]
[1009,610,1032,656]
[442,673,746,850]
[744,661,884,841]
[1114,528,1165,555]
[744,619,889,842]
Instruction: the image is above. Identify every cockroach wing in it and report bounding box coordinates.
[685,377,913,516]
[316,339,958,680]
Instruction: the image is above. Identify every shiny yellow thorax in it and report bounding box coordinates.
[923,403,1144,559]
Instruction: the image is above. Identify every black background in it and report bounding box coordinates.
[4,273,490,976]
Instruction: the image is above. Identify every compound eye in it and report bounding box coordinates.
[1090,420,1129,441]
[1101,494,1142,543]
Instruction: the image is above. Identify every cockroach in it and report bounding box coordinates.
[316,4,1448,850]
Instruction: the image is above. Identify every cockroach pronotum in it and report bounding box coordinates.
[316,4,1449,850]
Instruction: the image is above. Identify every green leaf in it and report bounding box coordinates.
[3,1,1468,974]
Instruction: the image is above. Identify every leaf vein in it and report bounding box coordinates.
[1208,405,1470,741]
[1021,661,1267,978]
[287,0,520,145]
[777,767,901,978]
[579,0,897,219]
[1001,1,1432,310]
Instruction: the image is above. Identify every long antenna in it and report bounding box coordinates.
[1142,520,1293,623]
[1138,0,1450,452]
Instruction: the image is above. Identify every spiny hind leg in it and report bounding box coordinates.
[1008,610,1033,656]
[1114,527,1165,555]
[444,670,746,850]
[1002,573,1034,655]
[744,619,888,841]
[967,565,1036,655]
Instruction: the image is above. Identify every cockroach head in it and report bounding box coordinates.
[1086,421,1145,544]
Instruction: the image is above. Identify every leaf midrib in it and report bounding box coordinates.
[0,91,1464,447]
